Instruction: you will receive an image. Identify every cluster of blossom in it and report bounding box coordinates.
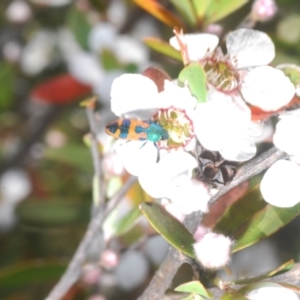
[106,28,300,273]
[108,28,299,211]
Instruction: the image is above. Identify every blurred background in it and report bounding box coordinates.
[1,0,300,299]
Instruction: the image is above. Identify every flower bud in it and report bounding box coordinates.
[193,232,233,269]
[251,0,278,23]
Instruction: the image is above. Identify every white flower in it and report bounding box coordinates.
[260,160,300,207]
[62,21,149,105]
[21,30,56,75]
[111,74,198,151]
[193,232,233,269]
[260,109,300,207]
[109,74,209,213]
[194,91,257,161]
[170,28,275,70]
[139,153,210,214]
[170,28,295,112]
[170,31,219,63]
[246,286,298,300]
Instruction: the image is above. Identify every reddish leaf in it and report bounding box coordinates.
[142,66,172,92]
[30,74,92,105]
[202,181,249,229]
[133,0,186,30]
[250,105,277,122]
[250,95,300,121]
[286,94,300,108]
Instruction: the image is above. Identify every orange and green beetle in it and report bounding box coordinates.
[105,119,168,142]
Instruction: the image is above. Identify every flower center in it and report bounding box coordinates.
[154,107,194,149]
[202,58,240,93]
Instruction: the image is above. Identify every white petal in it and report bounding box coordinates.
[6,0,32,23]
[0,169,31,203]
[138,162,166,198]
[169,33,219,61]
[114,140,158,176]
[131,17,160,40]
[194,94,251,151]
[252,119,274,143]
[57,28,81,56]
[67,52,104,86]
[247,286,298,300]
[93,70,123,106]
[88,22,117,53]
[167,179,210,214]
[114,35,149,64]
[21,30,56,75]
[290,153,300,165]
[279,108,300,119]
[226,29,275,68]
[110,74,159,117]
[158,80,197,111]
[247,121,265,138]
[274,114,300,155]
[29,0,72,6]
[138,151,198,199]
[260,160,300,207]
[219,137,256,162]
[241,66,295,111]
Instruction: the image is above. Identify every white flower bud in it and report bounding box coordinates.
[193,232,233,269]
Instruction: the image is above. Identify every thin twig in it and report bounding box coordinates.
[138,146,287,299]
[44,175,136,300]
[86,105,105,207]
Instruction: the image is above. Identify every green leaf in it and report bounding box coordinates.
[175,281,212,298]
[44,144,93,172]
[178,63,207,103]
[220,293,249,300]
[0,260,65,291]
[204,0,249,25]
[16,199,90,226]
[133,0,186,30]
[100,49,121,71]
[106,176,123,198]
[104,206,142,238]
[233,201,300,252]
[144,37,182,61]
[67,7,91,50]
[140,202,196,258]
[0,63,15,109]
[191,0,211,19]
[169,0,197,27]
[213,185,266,236]
[277,64,300,87]
[115,206,141,236]
[233,259,295,285]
